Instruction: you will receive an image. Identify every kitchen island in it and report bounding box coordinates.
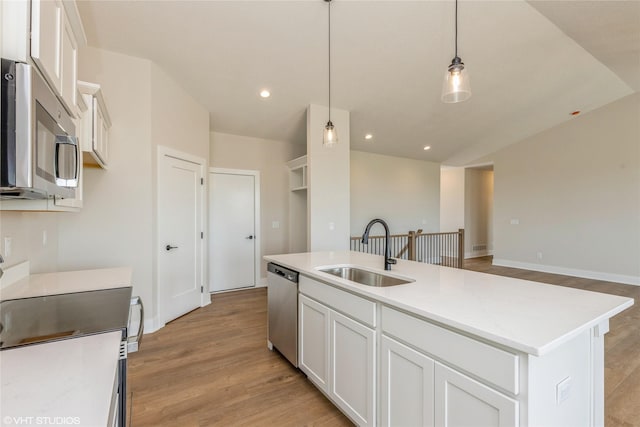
[264,251,633,427]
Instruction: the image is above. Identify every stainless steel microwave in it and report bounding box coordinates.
[1,58,79,199]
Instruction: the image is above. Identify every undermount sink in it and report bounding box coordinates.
[318,266,414,287]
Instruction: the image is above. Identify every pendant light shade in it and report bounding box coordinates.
[442,57,471,103]
[323,0,338,147]
[323,120,338,146]
[442,0,471,103]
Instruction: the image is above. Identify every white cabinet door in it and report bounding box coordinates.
[435,362,519,427]
[31,0,63,94]
[299,294,330,393]
[330,310,375,427]
[60,14,77,114]
[94,99,109,165]
[78,82,111,169]
[381,336,435,427]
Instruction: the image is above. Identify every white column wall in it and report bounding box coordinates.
[306,104,350,252]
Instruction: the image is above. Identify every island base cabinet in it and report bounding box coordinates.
[381,336,435,427]
[435,362,519,427]
[330,310,375,427]
[299,294,330,393]
[299,291,376,427]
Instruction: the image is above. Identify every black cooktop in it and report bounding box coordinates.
[0,286,132,350]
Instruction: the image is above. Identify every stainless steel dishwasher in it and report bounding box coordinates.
[267,262,299,367]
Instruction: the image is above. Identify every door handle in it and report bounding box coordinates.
[246,235,254,240]
[166,244,178,251]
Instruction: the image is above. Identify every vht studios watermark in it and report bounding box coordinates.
[3,416,81,425]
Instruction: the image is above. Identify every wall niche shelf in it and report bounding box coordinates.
[288,157,307,191]
[286,155,308,252]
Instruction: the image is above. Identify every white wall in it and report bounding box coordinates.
[0,212,59,273]
[351,151,441,236]
[464,168,494,258]
[210,131,305,279]
[440,167,465,233]
[489,93,640,284]
[57,47,154,317]
[56,47,210,329]
[150,65,210,161]
[307,104,350,251]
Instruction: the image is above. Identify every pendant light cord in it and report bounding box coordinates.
[328,0,332,122]
[454,0,458,58]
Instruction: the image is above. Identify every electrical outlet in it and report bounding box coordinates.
[271,221,280,229]
[329,222,335,231]
[510,219,519,225]
[556,377,571,404]
[537,252,543,261]
[42,230,48,247]
[4,237,12,258]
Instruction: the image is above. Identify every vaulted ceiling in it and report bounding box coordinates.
[78,0,639,165]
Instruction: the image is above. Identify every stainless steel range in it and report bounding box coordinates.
[0,287,143,427]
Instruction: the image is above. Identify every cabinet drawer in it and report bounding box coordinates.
[382,306,519,395]
[300,275,376,327]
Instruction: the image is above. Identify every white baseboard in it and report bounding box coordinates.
[143,317,163,335]
[202,295,212,307]
[492,258,640,286]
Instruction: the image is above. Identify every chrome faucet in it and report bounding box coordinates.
[361,219,397,271]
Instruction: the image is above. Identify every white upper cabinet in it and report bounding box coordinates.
[78,81,112,169]
[30,0,85,116]
[31,0,63,94]
[60,13,78,112]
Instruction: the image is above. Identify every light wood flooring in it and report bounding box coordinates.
[129,257,640,426]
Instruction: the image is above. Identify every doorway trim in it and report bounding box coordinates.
[156,145,207,332]
[209,167,261,291]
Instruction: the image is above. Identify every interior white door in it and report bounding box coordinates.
[158,154,203,324]
[210,172,256,292]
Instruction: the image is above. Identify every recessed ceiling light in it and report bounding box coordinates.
[365,134,373,140]
[423,145,431,151]
[259,89,271,98]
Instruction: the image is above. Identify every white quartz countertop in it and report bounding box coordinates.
[0,331,121,427]
[264,251,634,356]
[0,267,132,301]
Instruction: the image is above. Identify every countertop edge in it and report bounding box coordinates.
[265,253,635,357]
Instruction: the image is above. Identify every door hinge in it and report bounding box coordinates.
[201,286,204,293]
[201,231,204,239]
[201,178,204,185]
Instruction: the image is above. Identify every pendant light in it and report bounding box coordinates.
[323,0,338,146]
[441,0,471,103]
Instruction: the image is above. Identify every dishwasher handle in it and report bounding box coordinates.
[267,263,299,283]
